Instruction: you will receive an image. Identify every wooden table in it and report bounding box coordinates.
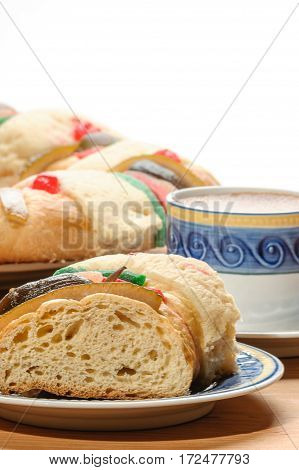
[0,357,298,450]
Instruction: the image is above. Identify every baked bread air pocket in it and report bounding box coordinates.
[0,169,165,263]
[0,253,240,399]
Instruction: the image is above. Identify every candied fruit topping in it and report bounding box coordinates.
[31,175,60,194]
[72,118,100,141]
[154,149,181,163]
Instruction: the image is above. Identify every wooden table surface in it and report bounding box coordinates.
[0,357,298,450]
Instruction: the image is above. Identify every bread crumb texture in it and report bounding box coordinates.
[72,253,240,382]
[0,293,193,399]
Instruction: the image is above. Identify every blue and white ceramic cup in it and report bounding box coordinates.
[167,187,299,333]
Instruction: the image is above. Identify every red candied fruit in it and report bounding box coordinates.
[31,175,60,194]
[72,118,100,141]
[154,149,181,163]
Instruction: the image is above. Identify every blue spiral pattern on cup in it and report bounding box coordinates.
[167,217,299,274]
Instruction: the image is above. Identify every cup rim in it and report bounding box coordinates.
[167,186,299,216]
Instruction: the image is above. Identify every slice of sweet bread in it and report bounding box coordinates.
[0,293,195,398]
[0,253,240,399]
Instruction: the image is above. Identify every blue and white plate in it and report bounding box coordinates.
[0,343,283,431]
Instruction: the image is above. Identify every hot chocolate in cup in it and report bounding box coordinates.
[182,191,299,214]
[167,187,299,334]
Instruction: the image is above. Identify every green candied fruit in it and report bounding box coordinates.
[0,116,11,126]
[53,266,146,286]
[53,266,87,276]
[99,270,146,286]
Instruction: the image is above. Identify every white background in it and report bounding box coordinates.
[0,0,298,189]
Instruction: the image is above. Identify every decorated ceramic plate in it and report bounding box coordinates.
[0,343,283,431]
